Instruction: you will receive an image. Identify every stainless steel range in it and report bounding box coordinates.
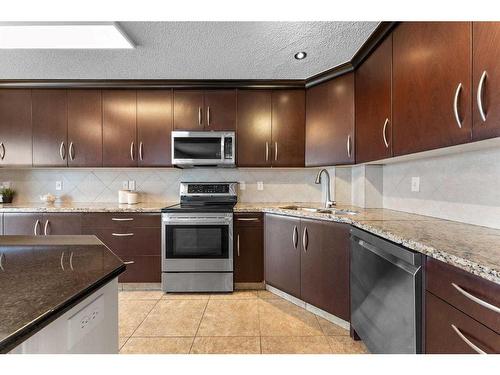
[161,182,237,293]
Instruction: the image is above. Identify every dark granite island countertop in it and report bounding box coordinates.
[0,235,125,353]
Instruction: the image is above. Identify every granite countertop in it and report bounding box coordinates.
[0,202,175,213]
[0,235,125,353]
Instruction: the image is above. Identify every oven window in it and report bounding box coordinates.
[173,138,221,160]
[165,225,229,259]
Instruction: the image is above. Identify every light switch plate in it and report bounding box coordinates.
[55,181,62,191]
[128,180,136,191]
[257,181,264,191]
[239,181,246,191]
[411,177,420,192]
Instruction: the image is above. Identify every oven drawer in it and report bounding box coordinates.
[426,258,500,334]
[426,291,500,354]
[82,227,161,257]
[163,272,233,292]
[82,213,160,228]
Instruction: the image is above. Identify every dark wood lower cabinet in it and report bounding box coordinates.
[234,213,263,283]
[43,213,82,235]
[3,213,44,235]
[117,255,161,283]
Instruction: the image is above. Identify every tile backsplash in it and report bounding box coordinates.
[0,168,328,204]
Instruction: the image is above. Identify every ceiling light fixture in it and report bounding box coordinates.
[294,51,307,60]
[0,22,134,49]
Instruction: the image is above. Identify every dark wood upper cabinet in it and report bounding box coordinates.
[204,90,236,131]
[173,90,205,131]
[237,90,272,167]
[0,89,32,166]
[355,35,393,163]
[234,213,264,283]
[137,90,173,166]
[67,90,103,167]
[306,72,355,166]
[472,22,500,141]
[300,219,350,321]
[102,90,137,167]
[393,22,472,156]
[32,89,68,167]
[271,90,305,167]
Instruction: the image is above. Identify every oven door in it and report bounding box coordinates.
[162,213,233,272]
[171,132,224,166]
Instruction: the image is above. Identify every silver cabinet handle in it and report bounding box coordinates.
[112,233,134,237]
[123,261,135,265]
[477,70,488,122]
[382,118,390,148]
[34,219,40,235]
[450,324,486,354]
[139,142,144,161]
[302,227,308,252]
[198,107,203,126]
[0,142,5,160]
[69,251,74,271]
[59,141,66,160]
[69,142,75,161]
[237,218,259,222]
[207,106,211,126]
[237,234,240,257]
[451,282,500,314]
[44,220,50,236]
[274,141,278,161]
[112,217,134,221]
[265,142,269,161]
[347,135,352,158]
[60,251,65,271]
[453,83,463,128]
[292,225,298,248]
[130,142,135,161]
[0,253,4,271]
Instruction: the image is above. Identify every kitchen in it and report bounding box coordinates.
[0,2,499,372]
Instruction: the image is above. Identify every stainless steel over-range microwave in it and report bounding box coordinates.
[171,131,235,168]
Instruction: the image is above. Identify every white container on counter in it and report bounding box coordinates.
[118,190,129,204]
[127,192,139,205]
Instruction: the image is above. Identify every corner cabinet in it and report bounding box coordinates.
[306,72,355,166]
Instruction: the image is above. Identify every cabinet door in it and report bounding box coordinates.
[43,213,82,235]
[271,90,305,167]
[300,219,350,320]
[234,213,263,283]
[204,90,237,131]
[32,89,68,167]
[0,89,32,166]
[102,90,137,167]
[67,90,103,167]
[173,90,205,130]
[237,90,272,167]
[355,35,393,163]
[264,214,301,298]
[305,74,355,166]
[393,22,472,156]
[472,22,500,141]
[137,90,173,166]
[3,213,44,235]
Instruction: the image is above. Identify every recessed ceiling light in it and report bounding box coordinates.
[0,22,134,49]
[294,52,307,60]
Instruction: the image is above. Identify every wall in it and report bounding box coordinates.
[383,147,500,229]
[0,168,328,204]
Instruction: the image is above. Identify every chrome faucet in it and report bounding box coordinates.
[315,169,336,208]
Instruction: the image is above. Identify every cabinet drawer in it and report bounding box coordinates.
[234,212,263,227]
[82,213,160,228]
[426,292,500,354]
[426,258,500,333]
[82,227,161,257]
[118,255,161,283]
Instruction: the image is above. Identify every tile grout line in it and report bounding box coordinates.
[257,296,262,354]
[188,298,210,354]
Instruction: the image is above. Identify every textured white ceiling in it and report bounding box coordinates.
[0,22,379,80]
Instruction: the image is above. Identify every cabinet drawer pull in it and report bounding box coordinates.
[237,234,240,257]
[292,225,298,248]
[44,220,50,236]
[139,142,144,161]
[265,142,269,161]
[302,227,308,252]
[69,251,74,271]
[112,233,134,237]
[60,251,65,271]
[347,135,352,158]
[69,142,75,161]
[59,141,66,160]
[274,141,278,161]
[207,106,211,126]
[112,217,134,221]
[453,83,463,128]
[382,118,389,148]
[34,219,40,236]
[451,282,500,314]
[198,107,203,126]
[130,142,135,161]
[477,70,488,122]
[0,142,5,160]
[237,218,259,222]
[123,261,135,265]
[450,324,486,354]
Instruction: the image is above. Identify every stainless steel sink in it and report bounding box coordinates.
[279,205,358,215]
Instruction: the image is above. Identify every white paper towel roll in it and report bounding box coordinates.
[118,190,129,204]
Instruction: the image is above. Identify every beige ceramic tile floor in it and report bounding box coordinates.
[118,290,369,354]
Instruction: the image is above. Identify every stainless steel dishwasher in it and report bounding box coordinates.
[350,227,423,354]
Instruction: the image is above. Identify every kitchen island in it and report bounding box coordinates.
[0,235,125,354]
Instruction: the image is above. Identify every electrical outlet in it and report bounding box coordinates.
[122,181,129,190]
[257,181,264,191]
[55,181,62,191]
[67,295,104,349]
[128,180,136,191]
[239,181,246,191]
[411,177,420,192]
